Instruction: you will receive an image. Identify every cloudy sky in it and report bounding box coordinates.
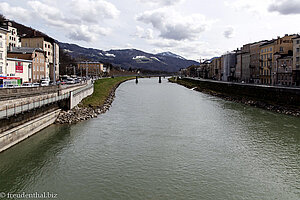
[1,0,300,60]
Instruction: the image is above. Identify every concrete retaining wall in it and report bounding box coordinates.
[184,78,300,107]
[0,109,61,153]
[70,84,94,109]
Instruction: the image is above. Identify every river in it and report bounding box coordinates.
[0,78,299,200]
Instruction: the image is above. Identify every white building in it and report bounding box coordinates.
[0,27,9,76]
[7,58,32,83]
[2,21,21,49]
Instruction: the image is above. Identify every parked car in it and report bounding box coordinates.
[32,83,40,87]
[66,78,75,84]
[22,83,33,87]
[6,84,18,88]
[41,81,49,86]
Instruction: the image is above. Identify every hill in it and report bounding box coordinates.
[59,42,199,72]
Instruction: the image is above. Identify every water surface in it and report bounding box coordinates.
[0,78,299,200]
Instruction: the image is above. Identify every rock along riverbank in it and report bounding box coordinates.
[55,78,131,124]
[169,77,300,117]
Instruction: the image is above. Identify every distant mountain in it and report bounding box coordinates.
[59,42,199,72]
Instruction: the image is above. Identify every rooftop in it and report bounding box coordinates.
[9,47,44,54]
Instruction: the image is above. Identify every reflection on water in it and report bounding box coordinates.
[0,78,299,200]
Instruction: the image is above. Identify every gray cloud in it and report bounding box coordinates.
[0,2,32,21]
[137,8,211,41]
[268,0,300,15]
[25,0,116,42]
[138,0,184,6]
[223,27,235,39]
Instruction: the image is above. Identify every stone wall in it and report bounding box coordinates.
[183,78,300,108]
[0,109,61,153]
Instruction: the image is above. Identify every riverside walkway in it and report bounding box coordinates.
[0,82,93,120]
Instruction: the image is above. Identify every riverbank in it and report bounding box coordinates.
[169,77,300,117]
[56,77,134,124]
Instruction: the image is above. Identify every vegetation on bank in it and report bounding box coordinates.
[82,77,134,107]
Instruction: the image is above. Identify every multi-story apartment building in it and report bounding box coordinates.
[241,44,251,83]
[21,33,59,81]
[1,21,21,48]
[292,36,300,86]
[222,52,236,81]
[210,57,221,80]
[8,47,46,83]
[250,41,267,84]
[0,27,8,76]
[77,62,104,77]
[235,49,242,81]
[259,40,275,85]
[274,54,293,86]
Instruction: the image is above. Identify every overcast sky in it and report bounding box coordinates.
[1,0,300,60]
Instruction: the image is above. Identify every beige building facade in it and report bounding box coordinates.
[21,36,59,81]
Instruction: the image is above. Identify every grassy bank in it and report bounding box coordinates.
[82,76,134,107]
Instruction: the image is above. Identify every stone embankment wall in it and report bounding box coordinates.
[184,78,300,107]
[173,78,300,116]
[0,81,94,153]
[0,109,61,153]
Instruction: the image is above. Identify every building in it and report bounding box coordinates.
[292,36,300,86]
[6,58,32,83]
[241,44,251,83]
[274,54,293,86]
[77,62,104,77]
[21,33,59,81]
[259,40,275,85]
[250,41,267,84]
[222,52,236,81]
[210,57,221,80]
[0,27,9,76]
[1,21,21,48]
[8,47,46,83]
[235,49,242,82]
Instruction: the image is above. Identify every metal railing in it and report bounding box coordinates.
[0,93,70,120]
[0,83,94,120]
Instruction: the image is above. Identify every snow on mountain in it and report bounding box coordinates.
[156,51,186,60]
[133,56,147,60]
[105,53,116,57]
[150,57,160,62]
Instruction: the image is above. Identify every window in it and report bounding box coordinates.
[297,48,300,53]
[279,47,283,52]
[45,44,47,48]
[296,57,300,62]
[0,52,2,60]
[0,62,2,74]
[297,40,300,44]
[270,47,272,51]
